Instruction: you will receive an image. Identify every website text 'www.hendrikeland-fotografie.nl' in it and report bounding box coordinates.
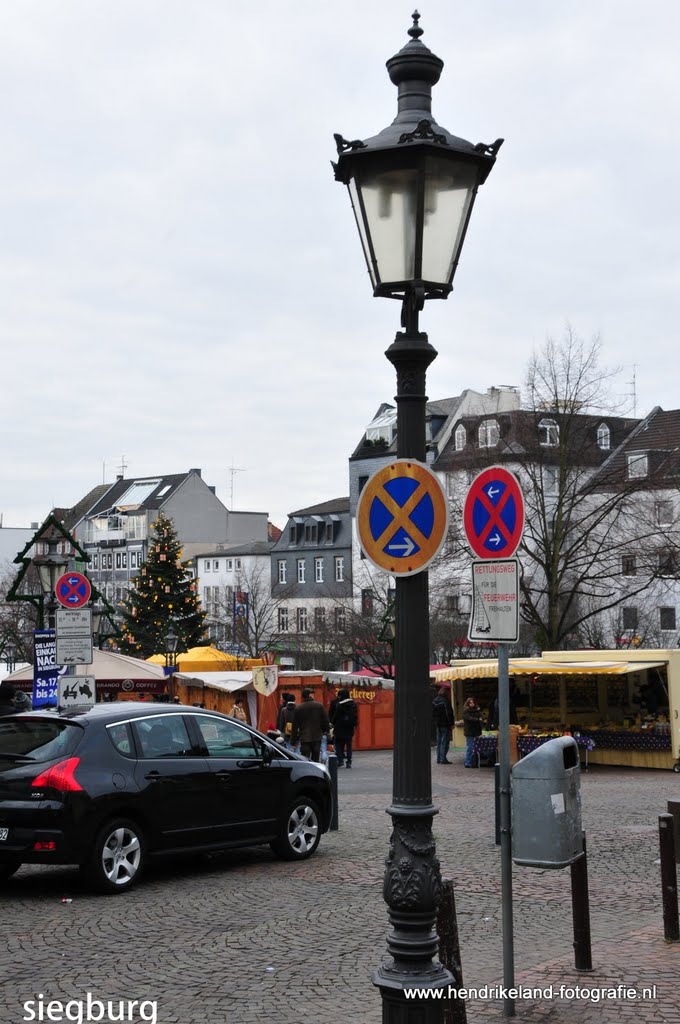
[19,993,158,1023]
[404,984,658,1003]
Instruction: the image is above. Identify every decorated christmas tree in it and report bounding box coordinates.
[118,513,206,658]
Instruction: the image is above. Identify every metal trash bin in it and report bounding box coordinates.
[512,736,583,869]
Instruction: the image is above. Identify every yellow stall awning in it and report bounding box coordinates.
[431,659,667,682]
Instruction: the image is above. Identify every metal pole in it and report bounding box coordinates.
[667,801,680,865]
[494,763,501,846]
[659,814,679,942]
[497,643,515,1017]
[436,879,467,1024]
[570,831,593,970]
[373,304,452,1021]
[328,753,339,831]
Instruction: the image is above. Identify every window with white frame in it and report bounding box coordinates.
[315,557,324,583]
[296,607,308,633]
[542,466,559,495]
[656,500,673,526]
[235,558,242,570]
[659,550,677,577]
[213,560,219,571]
[297,559,306,584]
[454,423,466,451]
[660,607,676,631]
[334,556,344,582]
[204,560,211,572]
[278,607,289,632]
[627,453,648,479]
[122,552,127,569]
[315,607,326,631]
[115,553,122,569]
[278,560,287,584]
[226,559,233,571]
[597,423,610,450]
[335,606,346,631]
[538,418,559,446]
[478,419,499,448]
[622,555,636,576]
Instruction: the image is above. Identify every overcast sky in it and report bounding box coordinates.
[1,2,679,532]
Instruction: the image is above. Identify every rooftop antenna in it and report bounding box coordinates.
[628,365,637,417]
[118,454,128,478]
[228,459,245,508]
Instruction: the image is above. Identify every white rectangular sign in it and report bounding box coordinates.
[56,635,93,665]
[58,675,96,710]
[56,607,92,637]
[468,558,520,643]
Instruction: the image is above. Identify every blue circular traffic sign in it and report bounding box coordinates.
[357,460,448,576]
[55,571,92,608]
[463,467,525,559]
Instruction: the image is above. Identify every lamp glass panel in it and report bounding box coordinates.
[421,156,477,285]
[37,564,52,595]
[348,179,377,289]
[357,167,418,285]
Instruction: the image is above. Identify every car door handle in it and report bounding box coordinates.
[215,771,233,784]
[144,771,173,783]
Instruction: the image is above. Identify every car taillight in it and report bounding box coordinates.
[32,757,84,793]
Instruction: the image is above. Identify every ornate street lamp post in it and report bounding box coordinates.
[333,12,501,1020]
[164,628,179,701]
[33,538,69,630]
[4,642,17,675]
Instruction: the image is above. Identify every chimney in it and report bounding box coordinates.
[189,468,202,477]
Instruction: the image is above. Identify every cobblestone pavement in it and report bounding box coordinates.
[1,749,679,1023]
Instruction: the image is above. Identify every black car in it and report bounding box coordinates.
[0,703,332,894]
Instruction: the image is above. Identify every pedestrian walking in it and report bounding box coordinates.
[461,696,483,767]
[330,687,358,768]
[432,685,454,764]
[291,687,329,763]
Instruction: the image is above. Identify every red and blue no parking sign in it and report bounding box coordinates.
[55,571,92,608]
[463,466,525,559]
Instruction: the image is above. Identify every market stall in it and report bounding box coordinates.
[6,649,167,700]
[432,650,679,770]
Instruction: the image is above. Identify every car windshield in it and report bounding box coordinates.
[0,718,83,761]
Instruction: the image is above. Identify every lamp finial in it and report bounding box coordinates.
[409,10,423,41]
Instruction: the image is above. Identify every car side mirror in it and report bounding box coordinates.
[260,743,273,766]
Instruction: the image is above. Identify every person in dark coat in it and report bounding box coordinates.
[277,693,298,749]
[462,696,483,768]
[432,686,455,764]
[330,687,358,768]
[0,683,20,716]
[291,687,330,762]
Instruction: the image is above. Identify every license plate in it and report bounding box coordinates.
[0,828,8,841]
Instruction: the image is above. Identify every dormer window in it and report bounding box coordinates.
[454,423,466,451]
[478,419,499,448]
[538,418,559,446]
[627,453,648,479]
[597,423,610,450]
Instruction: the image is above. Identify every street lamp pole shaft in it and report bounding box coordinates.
[374,304,452,1019]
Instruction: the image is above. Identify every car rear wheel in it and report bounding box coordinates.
[0,860,20,883]
[83,819,145,894]
[271,797,321,860]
